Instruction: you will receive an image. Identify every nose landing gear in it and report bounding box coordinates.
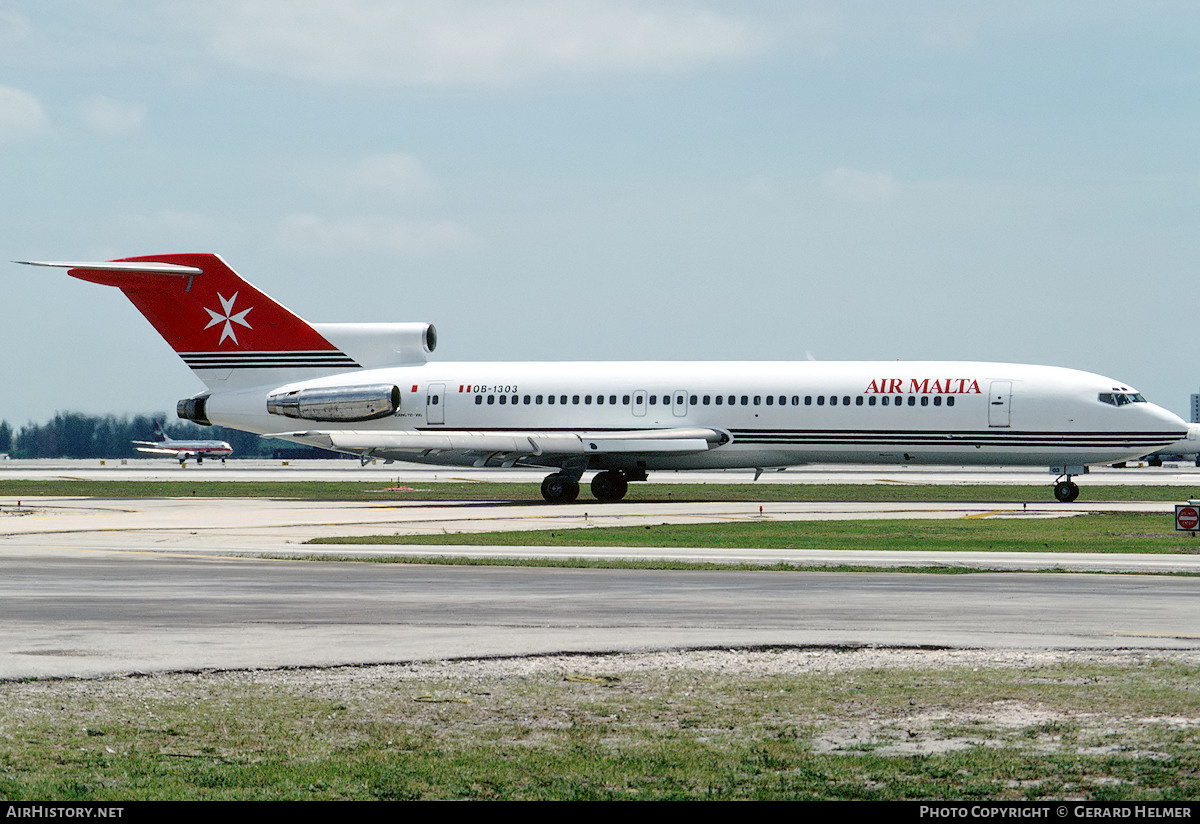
[1051,465,1084,502]
[1053,478,1080,503]
[1050,465,1086,503]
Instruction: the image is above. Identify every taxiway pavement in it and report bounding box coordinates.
[2,461,1199,679]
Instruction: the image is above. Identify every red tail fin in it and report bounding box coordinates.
[24,253,360,387]
[67,254,336,354]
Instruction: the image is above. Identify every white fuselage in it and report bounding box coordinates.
[201,360,1186,471]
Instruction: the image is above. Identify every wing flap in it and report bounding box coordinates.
[272,427,726,457]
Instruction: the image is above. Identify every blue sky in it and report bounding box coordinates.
[3,1,1198,425]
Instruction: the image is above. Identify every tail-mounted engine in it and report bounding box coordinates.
[177,393,212,426]
[311,322,436,368]
[266,384,401,422]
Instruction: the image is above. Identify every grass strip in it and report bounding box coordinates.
[3,479,1200,502]
[267,555,990,574]
[1,651,1196,800]
[310,511,1200,555]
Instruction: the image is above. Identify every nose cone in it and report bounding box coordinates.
[1145,402,1188,436]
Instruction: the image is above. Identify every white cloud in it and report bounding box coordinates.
[0,85,47,140]
[920,16,978,50]
[78,95,147,136]
[0,9,32,46]
[820,168,899,204]
[190,0,769,87]
[349,153,435,197]
[278,214,479,255]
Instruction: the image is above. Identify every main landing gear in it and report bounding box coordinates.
[540,473,580,504]
[590,470,629,502]
[540,469,644,503]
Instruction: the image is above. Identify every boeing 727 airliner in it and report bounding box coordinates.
[19,254,1187,503]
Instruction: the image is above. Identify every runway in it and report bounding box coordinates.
[3,555,1197,679]
[2,460,1199,679]
[4,456,1200,486]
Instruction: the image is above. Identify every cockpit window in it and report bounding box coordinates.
[1098,392,1147,406]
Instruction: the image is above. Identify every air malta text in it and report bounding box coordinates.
[864,378,982,395]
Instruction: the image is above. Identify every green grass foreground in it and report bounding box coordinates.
[310,511,1200,556]
[1,653,1196,800]
[3,479,1200,503]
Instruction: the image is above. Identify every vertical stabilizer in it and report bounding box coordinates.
[19,254,361,388]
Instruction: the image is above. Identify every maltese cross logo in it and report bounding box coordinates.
[204,291,253,345]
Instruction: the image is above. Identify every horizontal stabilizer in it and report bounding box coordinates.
[16,260,203,276]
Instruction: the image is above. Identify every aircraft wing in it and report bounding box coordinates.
[271,427,728,458]
[133,445,192,457]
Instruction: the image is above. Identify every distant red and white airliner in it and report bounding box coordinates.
[132,420,232,464]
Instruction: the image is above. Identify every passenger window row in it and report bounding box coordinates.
[471,392,957,408]
[807,395,956,408]
[475,394,630,406]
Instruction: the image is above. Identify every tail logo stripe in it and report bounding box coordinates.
[180,350,360,370]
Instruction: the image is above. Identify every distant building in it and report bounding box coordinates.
[1192,392,1200,423]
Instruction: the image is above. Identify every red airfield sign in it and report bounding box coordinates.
[1175,505,1199,532]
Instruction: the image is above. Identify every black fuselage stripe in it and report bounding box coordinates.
[410,426,1178,449]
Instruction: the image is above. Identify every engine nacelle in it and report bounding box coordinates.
[266,384,401,422]
[177,393,212,426]
[311,322,436,368]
